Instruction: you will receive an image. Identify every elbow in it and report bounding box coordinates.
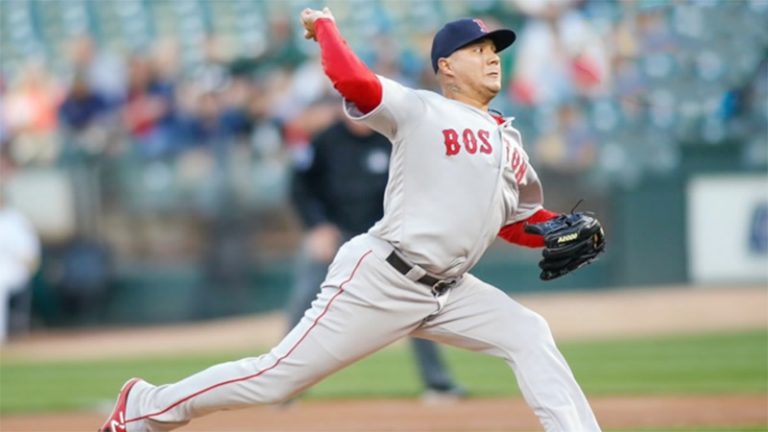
[334,75,382,113]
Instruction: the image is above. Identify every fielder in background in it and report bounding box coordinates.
[287,113,465,401]
[0,190,40,344]
[100,7,605,432]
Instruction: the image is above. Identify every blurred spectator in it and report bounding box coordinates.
[247,78,283,158]
[270,57,334,127]
[510,0,610,106]
[192,34,231,94]
[362,34,418,87]
[150,38,182,88]
[725,58,768,167]
[259,13,308,70]
[65,34,126,106]
[0,190,40,343]
[611,56,646,103]
[177,83,251,150]
[2,60,62,165]
[179,90,228,147]
[58,72,118,159]
[122,53,178,159]
[634,6,677,54]
[59,72,110,132]
[218,77,255,139]
[535,103,598,173]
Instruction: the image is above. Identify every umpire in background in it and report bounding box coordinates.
[287,111,466,401]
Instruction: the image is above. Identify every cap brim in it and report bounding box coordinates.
[487,29,517,53]
[461,29,517,54]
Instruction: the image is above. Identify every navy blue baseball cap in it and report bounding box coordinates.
[430,18,516,73]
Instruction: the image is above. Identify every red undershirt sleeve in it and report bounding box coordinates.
[498,209,559,248]
[315,18,382,114]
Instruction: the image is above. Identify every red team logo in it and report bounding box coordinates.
[442,128,527,185]
[442,128,492,156]
[473,19,489,33]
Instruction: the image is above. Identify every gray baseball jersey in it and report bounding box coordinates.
[347,76,543,278]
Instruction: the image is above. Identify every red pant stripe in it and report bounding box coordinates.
[127,250,373,424]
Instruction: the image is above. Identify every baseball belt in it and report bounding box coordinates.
[385,251,457,296]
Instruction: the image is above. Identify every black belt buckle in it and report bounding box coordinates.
[431,279,457,296]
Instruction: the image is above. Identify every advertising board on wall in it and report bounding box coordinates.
[687,175,768,284]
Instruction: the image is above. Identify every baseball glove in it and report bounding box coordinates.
[524,212,606,281]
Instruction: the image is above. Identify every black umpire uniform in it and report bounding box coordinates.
[291,119,390,237]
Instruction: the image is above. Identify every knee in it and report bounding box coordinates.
[524,310,553,337]
[501,309,556,350]
[261,388,295,404]
[253,378,303,404]
[257,374,308,404]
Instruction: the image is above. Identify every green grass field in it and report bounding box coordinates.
[1,330,766,414]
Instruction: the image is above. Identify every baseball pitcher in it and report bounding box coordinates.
[100,7,605,432]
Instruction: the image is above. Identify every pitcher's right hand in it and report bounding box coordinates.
[300,7,335,41]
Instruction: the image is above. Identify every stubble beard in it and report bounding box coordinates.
[446,83,461,94]
[444,77,500,107]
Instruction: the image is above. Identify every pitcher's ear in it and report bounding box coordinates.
[438,58,452,75]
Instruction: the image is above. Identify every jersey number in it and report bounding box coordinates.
[442,128,492,156]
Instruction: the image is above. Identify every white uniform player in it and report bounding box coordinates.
[100,8,600,432]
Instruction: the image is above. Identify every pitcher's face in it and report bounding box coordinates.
[448,39,502,98]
